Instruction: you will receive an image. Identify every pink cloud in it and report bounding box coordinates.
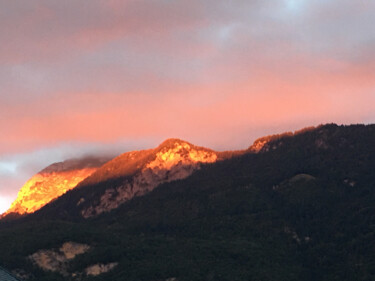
[0,0,374,153]
[1,59,373,156]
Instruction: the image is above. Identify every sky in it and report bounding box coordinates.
[0,0,375,213]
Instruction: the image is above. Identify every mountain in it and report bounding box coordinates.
[35,138,222,219]
[0,124,374,281]
[3,156,111,217]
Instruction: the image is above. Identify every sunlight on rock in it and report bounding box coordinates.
[5,168,97,215]
[85,262,118,276]
[147,142,217,170]
[82,141,218,218]
[29,242,90,275]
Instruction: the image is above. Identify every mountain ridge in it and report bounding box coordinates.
[40,138,220,218]
[1,123,375,280]
[1,125,348,219]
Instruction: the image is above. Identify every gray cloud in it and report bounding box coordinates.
[1,0,374,100]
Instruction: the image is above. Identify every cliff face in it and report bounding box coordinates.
[4,157,110,216]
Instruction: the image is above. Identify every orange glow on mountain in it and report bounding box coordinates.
[147,142,217,170]
[5,168,97,215]
[79,140,219,218]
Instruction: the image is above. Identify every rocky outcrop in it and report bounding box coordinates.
[29,242,90,275]
[85,263,118,276]
[29,242,118,278]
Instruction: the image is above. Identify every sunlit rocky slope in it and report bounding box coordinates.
[44,139,222,219]
[2,138,241,220]
[3,157,111,216]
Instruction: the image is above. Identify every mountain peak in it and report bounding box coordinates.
[157,138,192,149]
[70,139,218,218]
[150,138,217,170]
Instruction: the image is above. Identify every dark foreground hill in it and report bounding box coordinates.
[0,124,374,281]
